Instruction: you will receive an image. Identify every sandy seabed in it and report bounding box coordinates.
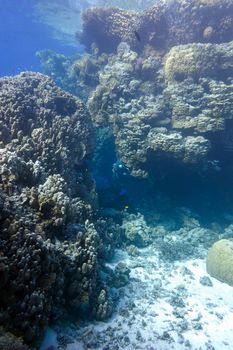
[54,246,233,350]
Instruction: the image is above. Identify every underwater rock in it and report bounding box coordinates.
[126,244,139,256]
[199,276,213,287]
[159,223,217,261]
[79,0,233,54]
[206,239,233,286]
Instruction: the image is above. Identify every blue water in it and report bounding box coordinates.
[0,0,79,76]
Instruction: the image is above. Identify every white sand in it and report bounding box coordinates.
[62,246,233,350]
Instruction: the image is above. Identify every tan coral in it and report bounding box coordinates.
[207,239,233,286]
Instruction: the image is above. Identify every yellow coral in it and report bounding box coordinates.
[206,239,233,286]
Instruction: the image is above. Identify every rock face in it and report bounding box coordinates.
[0,72,112,347]
[88,40,233,178]
[79,0,233,54]
[206,239,233,286]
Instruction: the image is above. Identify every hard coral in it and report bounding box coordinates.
[207,239,233,286]
[0,72,111,346]
[79,0,233,54]
[88,39,233,178]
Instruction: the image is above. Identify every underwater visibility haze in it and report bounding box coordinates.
[0,0,233,349]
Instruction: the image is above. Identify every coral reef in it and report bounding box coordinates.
[0,72,94,186]
[88,46,167,177]
[206,239,233,286]
[78,0,233,54]
[87,39,233,178]
[0,72,114,347]
[0,192,61,345]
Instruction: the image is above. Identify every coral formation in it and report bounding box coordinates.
[79,0,233,54]
[164,42,233,133]
[0,72,114,347]
[78,7,139,53]
[87,39,233,178]
[3,1,233,348]
[206,239,233,286]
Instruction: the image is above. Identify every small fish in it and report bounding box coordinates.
[124,205,129,209]
[134,30,141,42]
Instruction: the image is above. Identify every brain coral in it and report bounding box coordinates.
[206,239,233,286]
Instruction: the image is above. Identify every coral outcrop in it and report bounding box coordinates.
[0,72,113,347]
[78,0,233,54]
